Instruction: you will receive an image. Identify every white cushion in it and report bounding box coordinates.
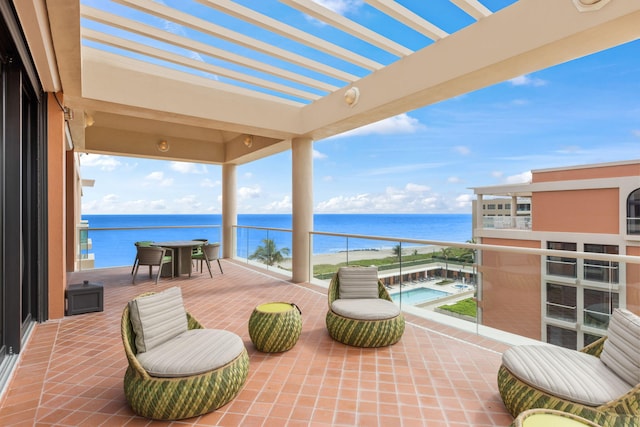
[136,329,245,378]
[338,267,379,299]
[502,344,632,406]
[128,287,188,353]
[331,298,400,321]
[600,308,640,386]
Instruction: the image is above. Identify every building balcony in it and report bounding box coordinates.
[481,216,532,231]
[0,262,514,426]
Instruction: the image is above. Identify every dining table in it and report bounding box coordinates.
[152,240,205,277]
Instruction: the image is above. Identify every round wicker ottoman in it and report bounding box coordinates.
[248,302,302,352]
[510,409,602,427]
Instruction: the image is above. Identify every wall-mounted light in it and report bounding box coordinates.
[84,112,95,128]
[157,140,170,152]
[244,135,253,148]
[344,87,360,107]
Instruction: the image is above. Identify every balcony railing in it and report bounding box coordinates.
[482,215,531,230]
[627,217,640,235]
[76,223,221,270]
[77,223,640,350]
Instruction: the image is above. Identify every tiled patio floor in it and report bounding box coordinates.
[0,260,514,426]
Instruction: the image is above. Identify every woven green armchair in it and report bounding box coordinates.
[326,269,405,348]
[121,294,249,420]
[498,337,640,427]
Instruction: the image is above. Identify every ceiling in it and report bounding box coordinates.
[14,0,640,164]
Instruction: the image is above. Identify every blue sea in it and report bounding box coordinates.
[81,214,472,269]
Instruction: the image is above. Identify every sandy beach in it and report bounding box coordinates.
[280,245,445,269]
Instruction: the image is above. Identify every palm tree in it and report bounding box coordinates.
[440,247,453,279]
[249,238,290,266]
[392,244,402,260]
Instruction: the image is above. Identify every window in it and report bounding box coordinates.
[487,204,496,210]
[583,289,618,329]
[517,203,531,211]
[547,325,577,349]
[497,204,503,209]
[505,203,511,209]
[628,188,640,234]
[546,283,576,322]
[546,242,577,277]
[583,244,619,284]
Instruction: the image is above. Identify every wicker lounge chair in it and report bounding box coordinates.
[121,287,249,420]
[326,266,405,348]
[498,308,640,427]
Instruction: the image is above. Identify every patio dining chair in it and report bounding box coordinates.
[192,243,223,278]
[131,245,173,284]
[130,241,154,275]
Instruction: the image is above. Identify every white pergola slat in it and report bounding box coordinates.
[195,0,384,71]
[364,0,449,41]
[280,0,413,57]
[81,6,338,94]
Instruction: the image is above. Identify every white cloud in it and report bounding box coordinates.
[448,176,462,183]
[238,186,261,199]
[323,175,334,182]
[244,172,253,179]
[312,0,362,15]
[405,183,430,192]
[264,196,292,212]
[504,171,532,184]
[509,74,547,87]
[170,162,204,174]
[363,162,445,176]
[313,149,327,159]
[200,178,220,188]
[455,193,474,208]
[454,146,471,155]
[632,129,640,137]
[80,154,121,171]
[315,182,464,213]
[491,171,504,178]
[331,113,425,139]
[146,171,164,181]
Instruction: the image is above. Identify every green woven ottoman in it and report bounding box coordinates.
[248,302,302,352]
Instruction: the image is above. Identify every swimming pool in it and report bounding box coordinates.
[391,287,451,305]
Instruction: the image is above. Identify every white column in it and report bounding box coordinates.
[511,196,518,228]
[222,163,237,259]
[476,194,484,230]
[292,137,313,283]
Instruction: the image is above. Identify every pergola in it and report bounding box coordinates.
[14,0,640,281]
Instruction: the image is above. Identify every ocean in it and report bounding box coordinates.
[82,214,472,269]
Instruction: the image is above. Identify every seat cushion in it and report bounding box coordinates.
[502,344,632,406]
[338,266,379,299]
[331,298,400,320]
[136,329,245,378]
[128,287,188,353]
[600,308,640,386]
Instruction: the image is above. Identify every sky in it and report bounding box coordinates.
[79,0,640,215]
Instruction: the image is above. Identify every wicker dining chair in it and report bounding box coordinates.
[131,245,173,284]
[192,243,223,277]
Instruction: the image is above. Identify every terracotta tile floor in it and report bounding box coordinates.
[0,260,514,426]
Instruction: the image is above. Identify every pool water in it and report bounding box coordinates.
[391,287,451,305]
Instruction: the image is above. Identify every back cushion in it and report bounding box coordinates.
[600,308,640,386]
[128,287,188,353]
[338,266,379,299]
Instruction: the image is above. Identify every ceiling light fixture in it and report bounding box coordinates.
[157,140,170,152]
[84,112,95,128]
[244,135,253,148]
[344,87,360,107]
[573,0,610,11]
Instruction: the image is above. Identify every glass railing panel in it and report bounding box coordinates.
[311,233,479,331]
[78,225,221,270]
[234,226,292,276]
[627,217,640,235]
